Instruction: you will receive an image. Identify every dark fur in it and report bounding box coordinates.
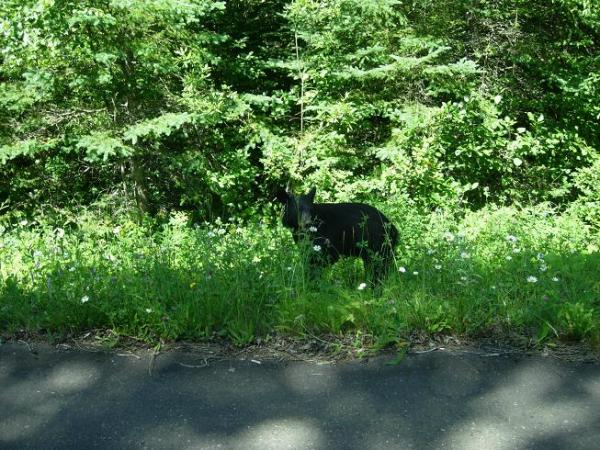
[276,188,398,281]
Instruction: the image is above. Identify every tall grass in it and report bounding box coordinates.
[1,204,599,348]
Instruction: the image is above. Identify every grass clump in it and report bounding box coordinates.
[1,204,599,349]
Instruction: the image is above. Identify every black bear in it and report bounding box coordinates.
[277,187,398,282]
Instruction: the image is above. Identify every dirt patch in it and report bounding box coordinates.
[3,328,598,363]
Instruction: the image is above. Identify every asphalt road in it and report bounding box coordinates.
[1,341,599,449]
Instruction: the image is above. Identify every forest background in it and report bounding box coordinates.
[1,0,599,350]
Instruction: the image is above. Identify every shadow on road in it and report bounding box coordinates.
[1,342,599,449]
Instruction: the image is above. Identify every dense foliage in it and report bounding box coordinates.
[1,1,599,347]
[1,0,598,219]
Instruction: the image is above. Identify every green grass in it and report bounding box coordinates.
[1,204,599,349]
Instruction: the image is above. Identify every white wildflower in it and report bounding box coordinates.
[217,228,226,235]
[506,235,518,243]
[460,276,468,281]
[427,249,435,255]
[434,264,442,270]
[413,271,419,275]
[398,267,406,273]
[313,245,321,252]
[19,220,28,226]
[527,276,538,283]
[358,283,367,291]
[207,231,216,238]
[55,228,65,239]
[252,256,261,263]
[552,277,559,282]
[539,264,547,272]
[506,255,513,261]
[145,308,152,313]
[309,226,318,232]
[517,127,526,133]
[460,252,470,259]
[81,295,90,303]
[512,247,521,253]
[443,232,455,242]
[69,266,76,272]
[113,226,121,235]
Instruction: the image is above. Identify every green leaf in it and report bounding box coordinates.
[123,113,196,145]
[76,132,134,162]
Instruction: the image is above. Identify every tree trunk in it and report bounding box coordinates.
[131,156,150,216]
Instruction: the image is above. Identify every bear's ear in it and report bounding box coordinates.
[275,189,289,204]
[306,187,316,203]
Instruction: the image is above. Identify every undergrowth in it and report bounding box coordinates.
[1,204,599,349]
